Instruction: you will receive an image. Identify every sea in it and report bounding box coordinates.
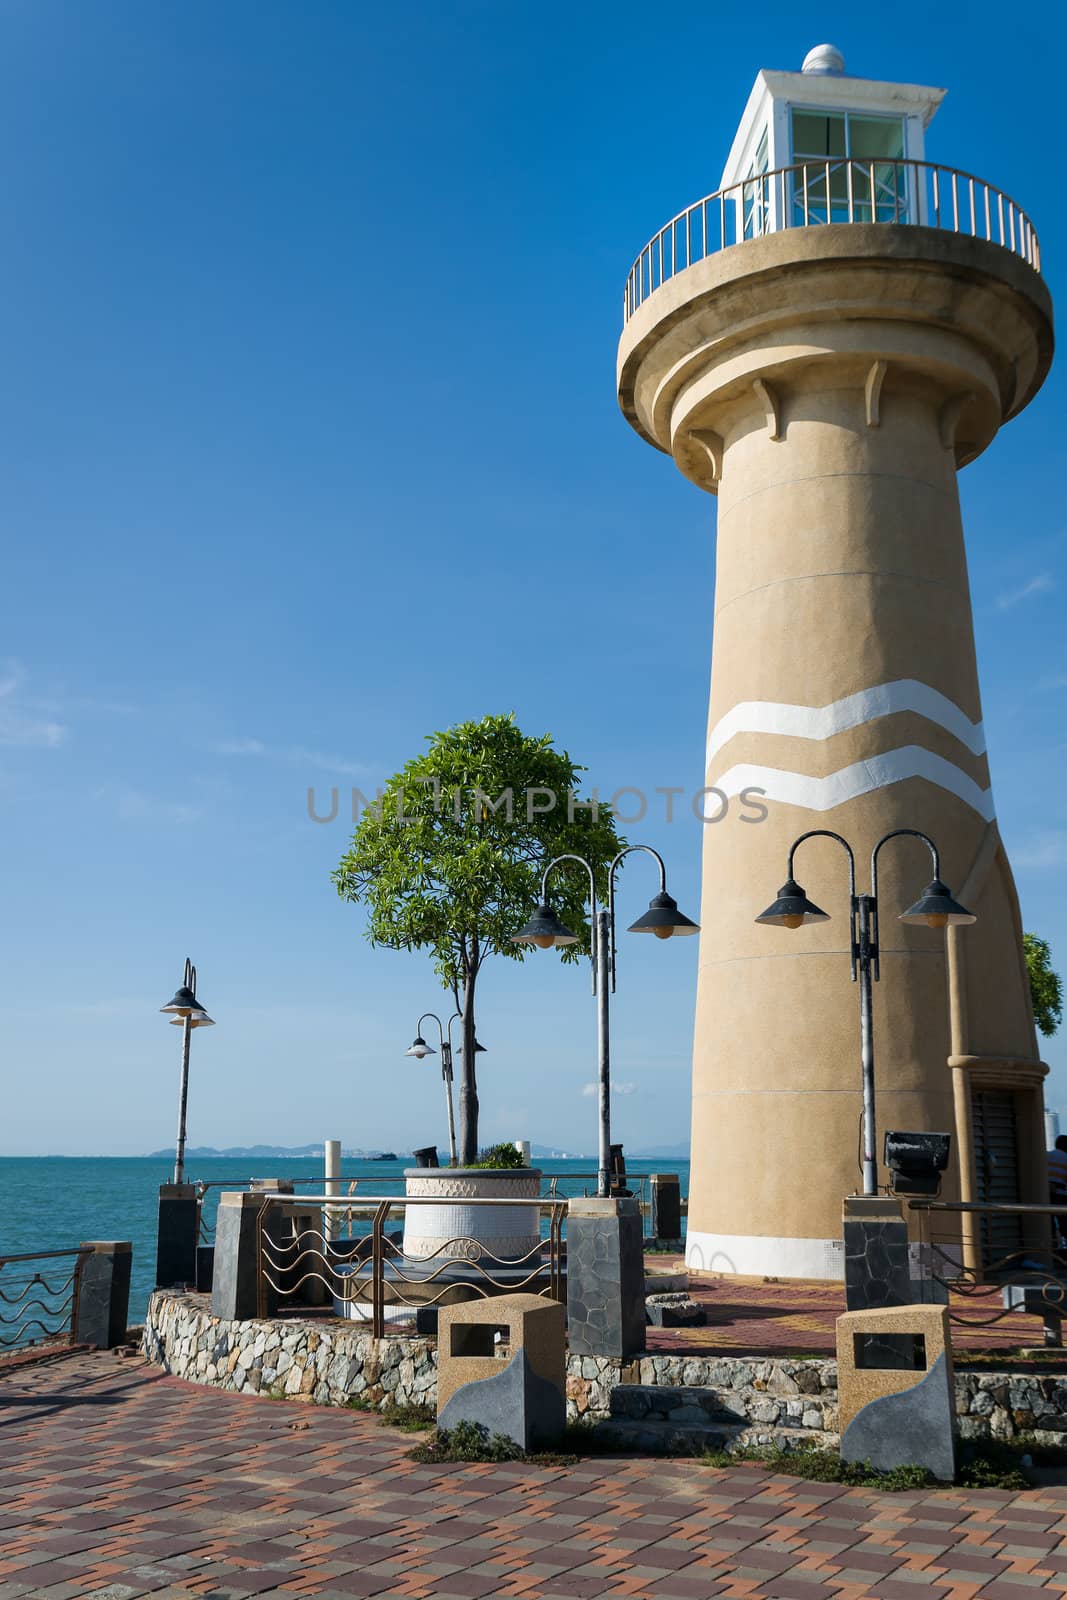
[0,1155,690,1321]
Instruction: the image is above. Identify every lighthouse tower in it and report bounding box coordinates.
[618,48,1053,1279]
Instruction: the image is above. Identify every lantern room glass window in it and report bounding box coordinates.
[791,108,907,224]
[743,125,770,239]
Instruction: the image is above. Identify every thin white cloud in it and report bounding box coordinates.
[0,663,65,747]
[1013,830,1067,870]
[99,785,206,825]
[291,747,372,778]
[211,736,372,777]
[581,1081,637,1098]
[996,573,1055,610]
[1039,674,1067,690]
[212,737,266,756]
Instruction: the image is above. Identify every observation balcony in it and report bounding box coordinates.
[623,159,1040,324]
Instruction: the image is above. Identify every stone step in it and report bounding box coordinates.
[592,1415,839,1457]
[607,1382,834,1439]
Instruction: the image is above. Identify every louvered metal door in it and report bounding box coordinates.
[972,1088,1024,1270]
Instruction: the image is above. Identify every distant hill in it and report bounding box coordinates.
[143,1140,689,1161]
[526,1141,689,1161]
[143,1144,405,1160]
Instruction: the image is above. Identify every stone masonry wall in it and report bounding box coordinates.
[143,1291,1067,1447]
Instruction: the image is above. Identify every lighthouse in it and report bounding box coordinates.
[617,47,1053,1279]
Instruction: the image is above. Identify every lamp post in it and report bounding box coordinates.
[405,1012,485,1168]
[159,958,215,1185]
[512,846,699,1198]
[755,828,976,1197]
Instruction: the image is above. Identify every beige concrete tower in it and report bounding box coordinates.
[618,48,1053,1278]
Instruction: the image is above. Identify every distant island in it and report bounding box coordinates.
[143,1144,404,1161]
[141,1140,690,1162]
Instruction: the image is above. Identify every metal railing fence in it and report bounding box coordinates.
[623,158,1041,323]
[909,1199,1067,1347]
[194,1177,338,1243]
[0,1248,89,1351]
[254,1194,566,1338]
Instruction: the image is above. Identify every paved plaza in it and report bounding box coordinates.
[646,1267,1034,1361]
[3,1351,1067,1600]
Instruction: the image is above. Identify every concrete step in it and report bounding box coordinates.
[592,1415,838,1457]
[603,1383,836,1455]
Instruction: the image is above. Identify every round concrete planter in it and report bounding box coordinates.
[402,1167,542,1263]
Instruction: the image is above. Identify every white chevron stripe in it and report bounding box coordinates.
[706,680,985,766]
[710,746,996,822]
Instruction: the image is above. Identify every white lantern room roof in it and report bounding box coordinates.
[720,48,946,190]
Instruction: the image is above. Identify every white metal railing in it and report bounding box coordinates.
[623,159,1041,323]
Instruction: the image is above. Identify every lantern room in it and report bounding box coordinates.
[719,45,945,235]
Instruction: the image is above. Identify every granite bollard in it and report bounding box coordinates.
[155,1183,199,1290]
[75,1242,132,1348]
[567,1196,646,1359]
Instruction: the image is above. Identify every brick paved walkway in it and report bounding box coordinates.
[4,1352,1067,1600]
[650,1266,1041,1360]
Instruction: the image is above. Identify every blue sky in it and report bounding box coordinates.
[1,0,1064,1156]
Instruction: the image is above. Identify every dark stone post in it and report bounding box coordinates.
[843,1196,912,1310]
[212,1192,276,1320]
[843,1195,916,1367]
[566,1197,646,1358]
[155,1183,199,1289]
[75,1242,133,1348]
[649,1173,682,1243]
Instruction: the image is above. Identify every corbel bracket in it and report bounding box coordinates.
[752,378,781,440]
[688,428,724,482]
[940,392,976,450]
[865,360,888,428]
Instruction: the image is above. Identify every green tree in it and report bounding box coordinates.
[1025,933,1063,1039]
[332,713,625,1163]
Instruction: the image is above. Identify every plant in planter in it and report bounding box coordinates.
[333,713,624,1164]
[472,1143,527,1169]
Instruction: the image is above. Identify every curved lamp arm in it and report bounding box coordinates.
[868,828,941,984]
[606,844,669,992]
[870,828,940,901]
[787,829,857,896]
[542,853,599,993]
[415,1012,446,1050]
[788,828,859,982]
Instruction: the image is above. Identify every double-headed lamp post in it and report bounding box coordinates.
[513,845,699,1199]
[159,958,215,1186]
[405,1013,486,1167]
[755,828,976,1198]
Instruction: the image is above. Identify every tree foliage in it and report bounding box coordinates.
[1025,932,1063,1039]
[332,713,625,1160]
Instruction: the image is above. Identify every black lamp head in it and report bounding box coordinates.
[755,877,830,929]
[899,877,976,929]
[627,890,700,940]
[160,984,199,1016]
[511,901,579,949]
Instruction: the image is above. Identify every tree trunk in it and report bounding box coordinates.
[458,962,479,1165]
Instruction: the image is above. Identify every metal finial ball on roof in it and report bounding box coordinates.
[802,43,845,75]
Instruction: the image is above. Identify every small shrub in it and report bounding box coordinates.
[410,1420,525,1463]
[470,1142,527,1170]
[701,1443,934,1490]
[703,1437,1041,1492]
[381,1400,436,1432]
[345,1395,435,1431]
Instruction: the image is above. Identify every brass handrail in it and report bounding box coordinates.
[253,1194,568,1331]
